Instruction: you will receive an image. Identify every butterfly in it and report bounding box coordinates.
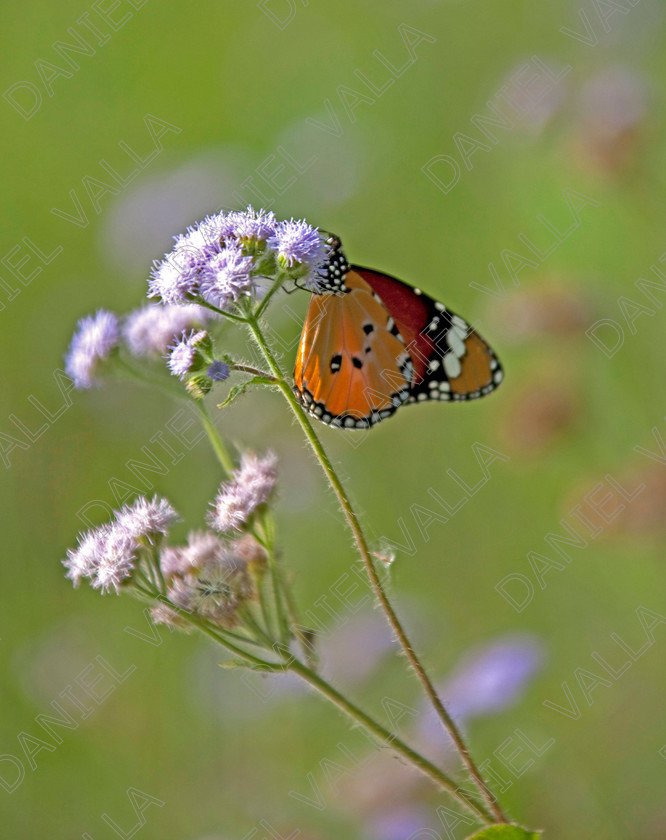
[294,234,504,429]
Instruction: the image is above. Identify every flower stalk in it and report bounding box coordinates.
[61,205,517,831]
[244,310,509,825]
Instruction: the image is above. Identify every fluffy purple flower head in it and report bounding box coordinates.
[166,330,208,379]
[183,213,230,250]
[185,531,225,571]
[237,451,278,502]
[93,527,138,593]
[150,602,191,631]
[208,484,254,533]
[268,218,328,291]
[63,523,138,594]
[226,206,277,242]
[65,309,119,389]
[167,541,254,626]
[160,546,189,579]
[147,246,204,304]
[208,451,278,533]
[207,360,230,382]
[115,495,179,542]
[199,243,255,309]
[123,304,212,356]
[63,529,106,587]
[160,531,224,579]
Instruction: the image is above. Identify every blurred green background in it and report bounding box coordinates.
[2,0,666,837]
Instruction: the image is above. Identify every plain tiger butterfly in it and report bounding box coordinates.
[294,234,504,429]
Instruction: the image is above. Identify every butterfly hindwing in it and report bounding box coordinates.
[352,266,503,404]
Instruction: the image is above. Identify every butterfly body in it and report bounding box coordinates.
[293,235,503,429]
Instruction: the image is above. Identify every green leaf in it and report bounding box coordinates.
[217,376,268,409]
[466,826,542,840]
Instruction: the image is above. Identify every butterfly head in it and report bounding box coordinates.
[314,232,350,294]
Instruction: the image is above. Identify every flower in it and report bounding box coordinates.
[208,452,278,533]
[184,213,230,250]
[230,534,268,570]
[268,218,328,291]
[160,531,230,578]
[64,309,119,389]
[150,602,192,631]
[115,495,179,542]
[93,527,139,593]
[63,529,107,587]
[166,330,208,379]
[185,531,226,569]
[199,243,255,309]
[160,546,189,578]
[63,524,138,594]
[166,540,254,627]
[147,247,203,304]
[207,360,230,382]
[123,304,213,356]
[226,206,277,242]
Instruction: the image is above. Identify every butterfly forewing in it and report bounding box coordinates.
[294,272,412,428]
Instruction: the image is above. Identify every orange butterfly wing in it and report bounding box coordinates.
[294,271,412,428]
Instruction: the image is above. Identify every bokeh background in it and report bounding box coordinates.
[2,1,666,837]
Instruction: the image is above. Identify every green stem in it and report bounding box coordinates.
[195,400,236,476]
[266,546,289,643]
[113,356,189,402]
[287,656,492,825]
[197,299,246,322]
[245,314,508,824]
[254,272,289,319]
[233,364,277,382]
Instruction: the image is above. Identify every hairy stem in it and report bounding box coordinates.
[287,656,492,824]
[245,314,508,824]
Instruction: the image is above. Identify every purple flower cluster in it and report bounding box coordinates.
[148,206,328,306]
[153,531,257,629]
[208,452,278,533]
[63,495,178,593]
[64,310,119,389]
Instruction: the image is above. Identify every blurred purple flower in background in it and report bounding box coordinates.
[366,804,437,840]
[578,66,649,136]
[122,303,213,356]
[417,634,545,746]
[573,65,650,174]
[64,309,119,389]
[318,611,396,687]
